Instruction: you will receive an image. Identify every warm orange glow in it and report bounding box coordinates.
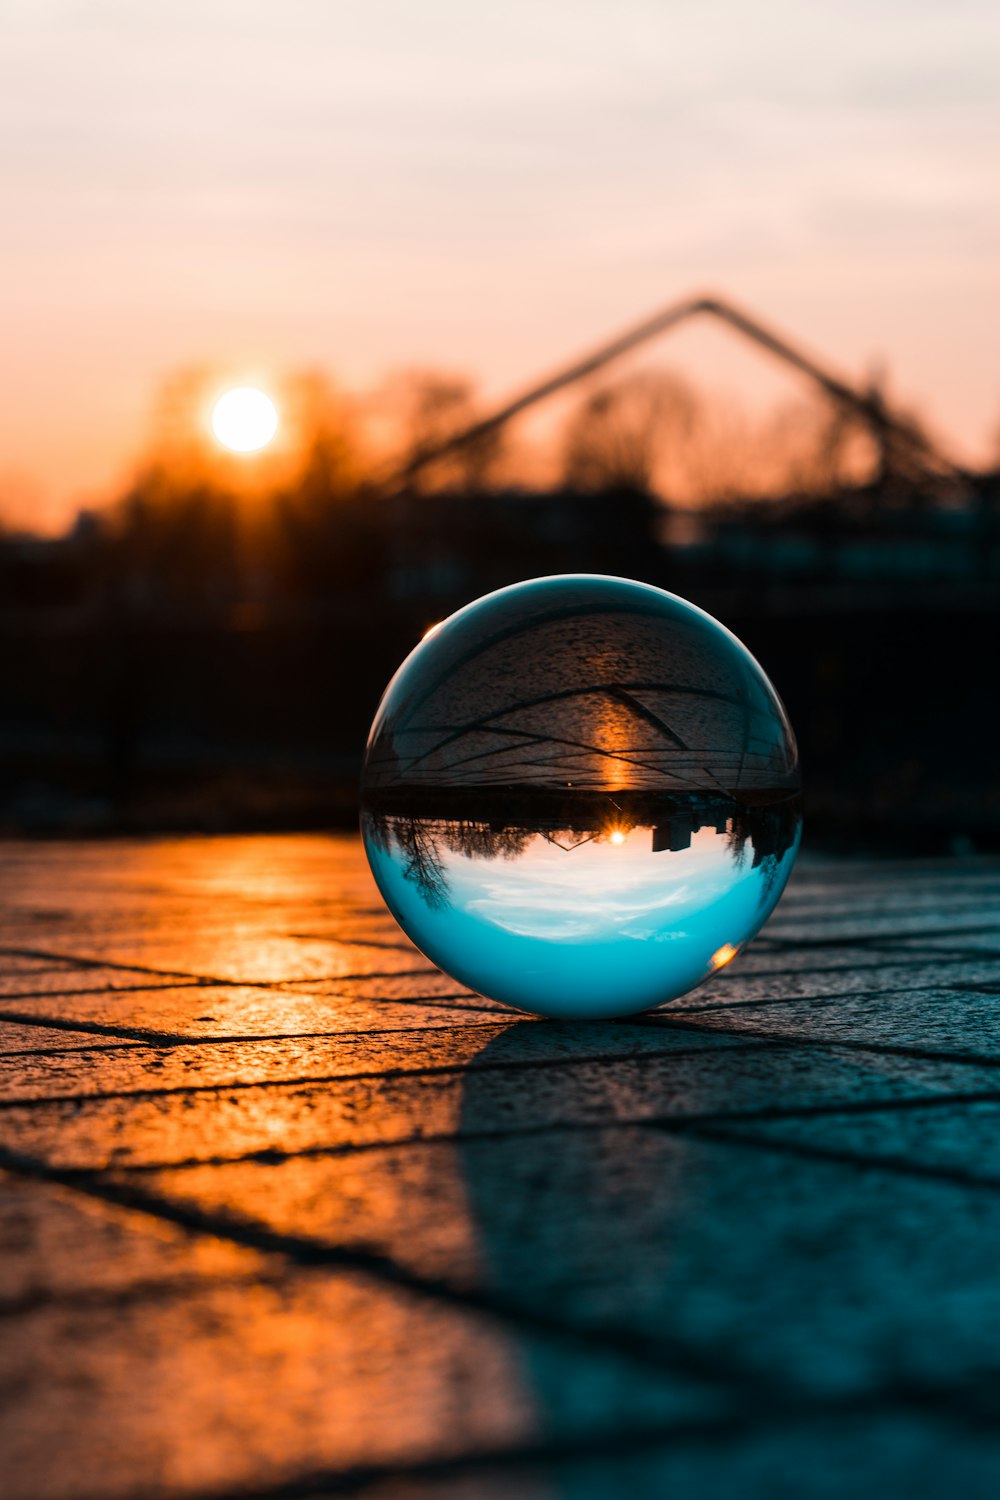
[710,942,740,970]
[211,387,279,454]
[609,829,626,846]
[422,620,445,640]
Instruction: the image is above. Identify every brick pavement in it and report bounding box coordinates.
[2,835,1000,1499]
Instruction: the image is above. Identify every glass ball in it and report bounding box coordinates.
[361,574,800,1020]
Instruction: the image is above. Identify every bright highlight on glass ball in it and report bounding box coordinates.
[211,386,279,453]
[361,574,801,1020]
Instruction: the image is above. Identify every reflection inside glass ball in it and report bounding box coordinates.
[361,575,801,1019]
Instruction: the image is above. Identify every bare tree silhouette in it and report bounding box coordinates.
[378,369,506,494]
[562,370,698,494]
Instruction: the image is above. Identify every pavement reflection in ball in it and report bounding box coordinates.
[361,574,801,1019]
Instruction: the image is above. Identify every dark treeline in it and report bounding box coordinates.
[1,366,998,845]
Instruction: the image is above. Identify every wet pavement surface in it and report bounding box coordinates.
[2,835,1000,1499]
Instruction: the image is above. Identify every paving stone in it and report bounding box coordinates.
[0,955,81,976]
[725,1097,1000,1185]
[0,1018,754,1104]
[0,1168,263,1304]
[133,1122,1000,1400]
[762,925,1000,960]
[2,836,1000,1499]
[667,960,1000,1011]
[0,983,505,1043]
[0,841,430,986]
[0,933,436,985]
[3,1040,993,1172]
[0,965,200,997]
[352,1415,1000,1500]
[284,972,484,1004]
[0,1021,144,1055]
[655,986,1000,1062]
[891,933,1000,956]
[775,884,1000,920]
[0,1263,721,1500]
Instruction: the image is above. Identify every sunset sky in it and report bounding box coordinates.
[2,0,998,530]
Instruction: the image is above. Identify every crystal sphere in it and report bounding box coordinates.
[361,575,800,1019]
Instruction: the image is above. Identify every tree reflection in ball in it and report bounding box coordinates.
[361,575,801,1019]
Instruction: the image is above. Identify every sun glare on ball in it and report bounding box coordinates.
[211,387,279,453]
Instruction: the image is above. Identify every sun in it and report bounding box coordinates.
[211,386,279,453]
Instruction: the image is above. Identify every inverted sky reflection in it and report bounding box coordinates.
[365,818,799,1018]
[453,825,730,943]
